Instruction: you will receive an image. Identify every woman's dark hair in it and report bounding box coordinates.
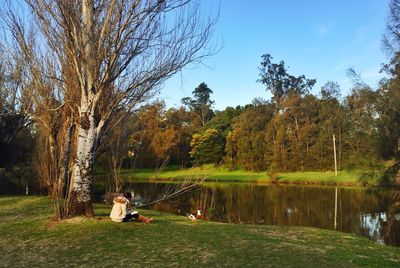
[123,192,132,199]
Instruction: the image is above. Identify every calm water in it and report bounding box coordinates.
[124,182,400,246]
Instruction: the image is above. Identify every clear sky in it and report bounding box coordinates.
[159,0,390,110]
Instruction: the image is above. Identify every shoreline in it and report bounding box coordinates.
[116,166,365,187]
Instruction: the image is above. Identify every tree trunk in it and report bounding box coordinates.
[61,121,75,199]
[67,0,97,217]
[395,165,400,187]
[395,137,400,187]
[67,114,98,217]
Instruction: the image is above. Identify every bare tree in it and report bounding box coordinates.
[3,0,216,216]
[100,111,132,197]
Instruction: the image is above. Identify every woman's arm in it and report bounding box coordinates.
[121,203,127,216]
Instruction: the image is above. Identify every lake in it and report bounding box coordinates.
[125,182,400,246]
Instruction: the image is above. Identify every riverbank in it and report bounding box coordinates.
[1,196,399,267]
[119,165,361,186]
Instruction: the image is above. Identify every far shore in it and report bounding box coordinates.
[111,165,364,187]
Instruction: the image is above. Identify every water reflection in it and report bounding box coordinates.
[127,182,400,246]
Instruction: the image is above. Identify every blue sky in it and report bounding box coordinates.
[159,0,390,110]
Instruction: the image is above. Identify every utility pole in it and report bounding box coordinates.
[333,134,337,176]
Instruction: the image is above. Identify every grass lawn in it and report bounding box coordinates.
[1,196,399,267]
[119,165,361,186]
[277,170,360,185]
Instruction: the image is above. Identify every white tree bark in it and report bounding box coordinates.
[70,0,97,208]
[73,119,97,203]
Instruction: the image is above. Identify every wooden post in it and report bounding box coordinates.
[333,134,337,176]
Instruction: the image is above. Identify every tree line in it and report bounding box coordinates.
[113,71,398,180]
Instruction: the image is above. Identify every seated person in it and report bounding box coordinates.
[110,192,153,223]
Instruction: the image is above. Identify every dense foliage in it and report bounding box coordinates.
[105,74,399,180]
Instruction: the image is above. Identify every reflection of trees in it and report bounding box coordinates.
[127,182,399,246]
[381,191,400,246]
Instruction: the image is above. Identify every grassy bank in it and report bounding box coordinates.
[119,165,360,186]
[1,196,399,267]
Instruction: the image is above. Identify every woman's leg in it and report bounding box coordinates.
[122,213,139,222]
[138,215,153,223]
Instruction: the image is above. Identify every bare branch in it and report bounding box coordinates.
[135,175,207,208]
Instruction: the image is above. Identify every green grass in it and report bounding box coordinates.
[119,165,360,185]
[1,196,399,267]
[278,170,360,185]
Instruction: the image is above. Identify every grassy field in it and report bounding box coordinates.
[118,165,361,186]
[1,196,399,267]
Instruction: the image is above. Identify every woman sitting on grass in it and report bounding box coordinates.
[110,192,153,223]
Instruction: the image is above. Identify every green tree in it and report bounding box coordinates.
[182,82,215,126]
[382,0,400,185]
[320,81,341,100]
[264,94,320,171]
[0,49,34,193]
[195,106,244,168]
[204,106,243,135]
[257,53,316,112]
[375,79,400,160]
[232,100,274,171]
[190,128,224,166]
[225,130,238,170]
[312,82,345,170]
[344,87,380,167]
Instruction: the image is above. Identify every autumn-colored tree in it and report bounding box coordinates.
[164,107,197,168]
[151,127,179,169]
[127,102,163,168]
